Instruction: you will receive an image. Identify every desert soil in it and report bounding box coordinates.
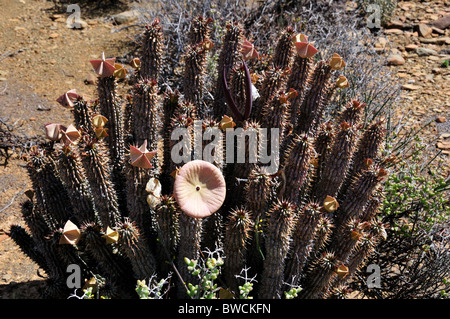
[0,0,449,299]
[0,0,135,298]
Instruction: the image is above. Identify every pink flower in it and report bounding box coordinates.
[130,140,157,169]
[241,38,259,60]
[59,220,81,245]
[56,89,81,108]
[90,52,116,77]
[294,34,318,59]
[61,124,81,145]
[173,160,226,219]
[44,123,66,141]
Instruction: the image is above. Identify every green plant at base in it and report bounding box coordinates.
[184,250,224,299]
[352,134,449,299]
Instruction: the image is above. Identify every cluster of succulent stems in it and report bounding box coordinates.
[9,17,389,299]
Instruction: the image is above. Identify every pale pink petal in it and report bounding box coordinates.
[44,123,64,141]
[295,41,318,58]
[56,89,81,108]
[59,220,81,245]
[130,144,143,164]
[130,140,156,169]
[61,124,81,145]
[90,52,116,77]
[173,160,226,219]
[241,38,259,60]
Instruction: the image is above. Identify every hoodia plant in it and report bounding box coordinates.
[9,17,388,299]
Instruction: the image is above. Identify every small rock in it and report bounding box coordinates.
[431,26,445,35]
[405,44,419,51]
[37,105,51,111]
[386,20,406,29]
[419,37,450,44]
[436,141,450,150]
[431,14,450,30]
[112,10,139,25]
[440,133,450,139]
[415,47,438,56]
[66,19,88,29]
[417,23,433,37]
[48,33,59,39]
[402,84,421,90]
[387,54,405,66]
[2,274,12,282]
[432,68,441,74]
[384,28,404,35]
[49,13,64,21]
[375,37,388,49]
[435,116,446,123]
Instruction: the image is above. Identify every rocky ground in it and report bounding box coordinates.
[0,0,449,299]
[0,0,138,298]
[378,0,450,165]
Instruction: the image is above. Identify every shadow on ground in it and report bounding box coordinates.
[0,279,46,299]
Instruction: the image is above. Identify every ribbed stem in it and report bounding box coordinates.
[312,101,364,204]
[286,56,313,128]
[254,67,289,122]
[56,147,99,225]
[279,133,312,202]
[294,61,333,134]
[27,151,73,226]
[339,120,385,200]
[154,195,180,275]
[259,200,296,299]
[72,99,95,137]
[285,202,323,286]
[271,27,295,70]
[81,223,135,297]
[131,78,160,172]
[299,251,340,299]
[333,166,385,230]
[124,161,156,247]
[189,16,212,45]
[213,22,243,120]
[79,138,121,228]
[160,90,182,194]
[117,218,157,281]
[140,19,163,82]
[96,75,125,173]
[224,208,253,293]
[183,44,208,116]
[8,224,48,275]
[177,213,202,298]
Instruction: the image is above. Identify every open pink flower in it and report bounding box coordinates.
[241,38,259,60]
[56,89,81,108]
[61,124,81,145]
[59,220,81,245]
[90,52,116,77]
[173,160,226,219]
[130,140,157,169]
[294,34,318,59]
[44,123,66,141]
